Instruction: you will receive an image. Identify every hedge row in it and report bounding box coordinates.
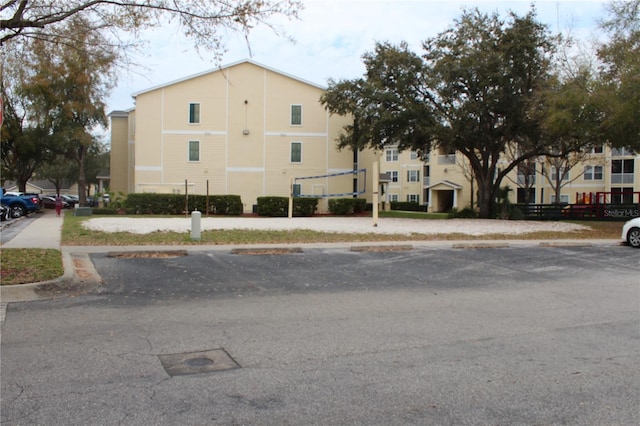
[256,196,318,217]
[390,201,427,212]
[125,193,243,215]
[328,198,367,215]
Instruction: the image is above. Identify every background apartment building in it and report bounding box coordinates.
[379,144,638,213]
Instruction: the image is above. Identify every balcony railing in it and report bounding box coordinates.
[611,173,635,184]
[423,177,430,186]
[517,175,536,186]
[437,154,456,165]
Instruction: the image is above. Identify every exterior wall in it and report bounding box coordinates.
[127,60,363,213]
[108,111,130,196]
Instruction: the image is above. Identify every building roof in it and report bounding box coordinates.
[108,110,130,118]
[96,169,110,180]
[131,59,327,99]
[426,180,464,190]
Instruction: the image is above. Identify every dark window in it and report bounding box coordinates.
[291,142,302,163]
[189,103,200,124]
[291,105,302,125]
[189,141,200,162]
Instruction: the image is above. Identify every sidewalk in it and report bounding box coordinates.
[1,210,71,304]
[1,209,63,249]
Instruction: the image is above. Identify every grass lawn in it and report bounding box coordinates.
[1,212,623,286]
[1,248,64,286]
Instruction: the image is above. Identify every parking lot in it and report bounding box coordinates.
[1,243,639,425]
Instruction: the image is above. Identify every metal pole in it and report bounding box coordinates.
[288,177,294,219]
[372,160,379,227]
[206,179,210,216]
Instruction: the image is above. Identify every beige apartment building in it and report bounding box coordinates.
[109,60,376,213]
[379,144,639,212]
[110,59,637,215]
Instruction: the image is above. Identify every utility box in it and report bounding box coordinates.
[74,207,93,216]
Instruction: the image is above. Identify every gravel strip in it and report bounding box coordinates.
[82,217,589,236]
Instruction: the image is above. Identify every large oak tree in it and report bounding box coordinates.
[322,8,558,218]
[595,0,639,151]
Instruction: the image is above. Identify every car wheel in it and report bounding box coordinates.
[10,205,26,218]
[627,227,640,248]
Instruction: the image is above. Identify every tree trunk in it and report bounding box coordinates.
[17,170,32,193]
[477,179,494,219]
[77,145,88,207]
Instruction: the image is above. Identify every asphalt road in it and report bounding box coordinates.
[1,244,639,425]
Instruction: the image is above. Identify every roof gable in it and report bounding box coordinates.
[131,59,326,98]
[426,180,463,190]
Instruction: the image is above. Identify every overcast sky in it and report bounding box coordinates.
[105,0,610,123]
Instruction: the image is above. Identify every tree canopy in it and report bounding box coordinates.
[322,8,558,218]
[595,0,640,151]
[1,15,116,200]
[1,0,302,61]
[1,0,302,197]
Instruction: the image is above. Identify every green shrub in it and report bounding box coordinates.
[293,198,318,217]
[257,196,318,217]
[91,208,115,215]
[257,196,288,216]
[206,195,243,215]
[328,198,368,215]
[328,199,354,215]
[447,207,478,219]
[390,201,425,212]
[124,193,242,215]
[354,198,367,213]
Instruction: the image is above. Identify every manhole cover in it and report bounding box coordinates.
[158,348,240,376]
[184,357,214,367]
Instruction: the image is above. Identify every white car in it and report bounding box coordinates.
[621,217,640,248]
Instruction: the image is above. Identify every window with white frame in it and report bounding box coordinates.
[189,103,200,124]
[550,166,569,181]
[590,145,604,154]
[583,165,603,181]
[386,149,399,162]
[550,194,569,204]
[188,140,200,162]
[611,188,634,204]
[410,151,418,160]
[517,163,536,186]
[407,194,419,203]
[291,105,302,126]
[611,159,634,184]
[390,171,399,183]
[407,169,420,183]
[290,141,302,163]
[389,194,399,202]
[612,147,635,157]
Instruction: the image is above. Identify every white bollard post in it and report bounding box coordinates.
[191,210,201,241]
